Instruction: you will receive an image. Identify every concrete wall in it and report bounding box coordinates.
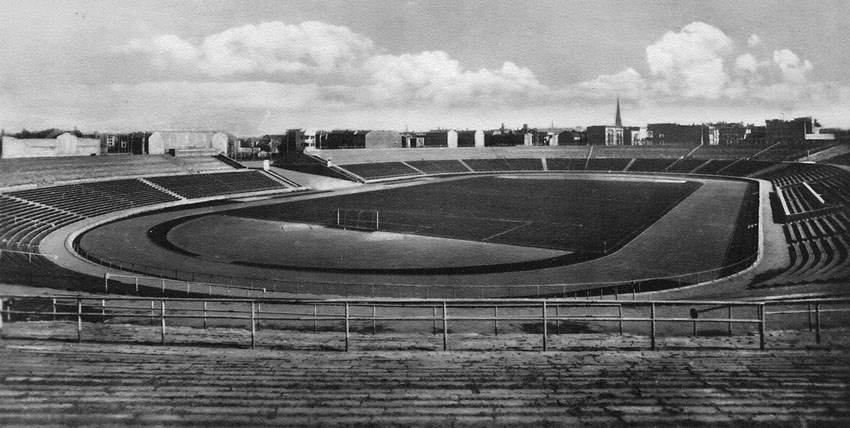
[1,134,100,159]
[446,130,458,148]
[365,131,401,149]
[148,132,228,155]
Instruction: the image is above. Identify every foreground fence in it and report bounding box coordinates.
[1,296,847,352]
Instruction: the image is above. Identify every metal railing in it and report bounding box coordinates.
[2,295,846,352]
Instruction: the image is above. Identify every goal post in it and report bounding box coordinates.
[333,208,380,231]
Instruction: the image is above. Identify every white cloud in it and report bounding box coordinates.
[572,21,829,113]
[126,21,375,77]
[734,53,762,74]
[363,51,544,106]
[575,67,647,99]
[645,22,732,99]
[773,49,813,84]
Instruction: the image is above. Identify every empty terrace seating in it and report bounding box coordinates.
[81,179,179,207]
[167,155,237,173]
[626,158,676,172]
[689,145,764,160]
[545,157,586,171]
[716,160,779,177]
[0,155,194,188]
[664,159,709,173]
[585,158,631,171]
[756,140,842,161]
[590,146,692,159]
[810,174,850,205]
[691,159,734,175]
[147,171,289,199]
[462,158,543,172]
[759,211,850,287]
[338,162,423,180]
[756,163,842,187]
[0,195,81,250]
[825,152,850,166]
[779,184,826,216]
[404,160,469,174]
[7,179,180,218]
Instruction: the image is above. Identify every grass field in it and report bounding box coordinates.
[226,176,702,254]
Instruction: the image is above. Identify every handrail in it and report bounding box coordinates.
[2,295,848,352]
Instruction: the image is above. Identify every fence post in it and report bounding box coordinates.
[101,299,106,322]
[203,301,207,330]
[161,279,166,294]
[371,305,376,335]
[728,305,733,336]
[0,299,4,331]
[618,304,623,335]
[555,305,560,335]
[807,303,813,331]
[542,301,548,352]
[104,273,109,293]
[344,302,350,352]
[186,282,190,296]
[160,300,166,346]
[150,300,155,327]
[650,303,656,351]
[433,306,437,336]
[135,277,139,293]
[52,298,56,322]
[250,301,256,350]
[758,304,766,351]
[313,305,318,333]
[442,301,448,351]
[815,303,821,345]
[77,298,82,343]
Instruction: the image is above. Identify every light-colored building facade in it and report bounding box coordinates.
[148,131,228,155]
[1,133,100,159]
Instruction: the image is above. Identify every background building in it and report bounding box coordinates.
[765,117,834,145]
[1,130,100,159]
[148,131,228,155]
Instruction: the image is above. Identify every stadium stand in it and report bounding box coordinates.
[585,158,631,171]
[0,155,235,189]
[337,162,424,180]
[545,157,587,171]
[715,160,779,177]
[0,195,82,250]
[626,158,677,172]
[687,145,764,160]
[462,158,544,172]
[146,171,291,199]
[823,152,850,166]
[590,146,692,159]
[690,159,734,174]
[404,159,470,174]
[664,158,709,173]
[756,140,842,161]
[756,163,844,187]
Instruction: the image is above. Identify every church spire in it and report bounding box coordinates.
[614,97,622,127]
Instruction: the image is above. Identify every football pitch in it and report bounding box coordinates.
[225,176,702,254]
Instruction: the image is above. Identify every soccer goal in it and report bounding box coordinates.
[333,208,380,231]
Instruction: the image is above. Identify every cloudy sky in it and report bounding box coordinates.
[2,0,849,135]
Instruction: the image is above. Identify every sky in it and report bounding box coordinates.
[1,0,849,135]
